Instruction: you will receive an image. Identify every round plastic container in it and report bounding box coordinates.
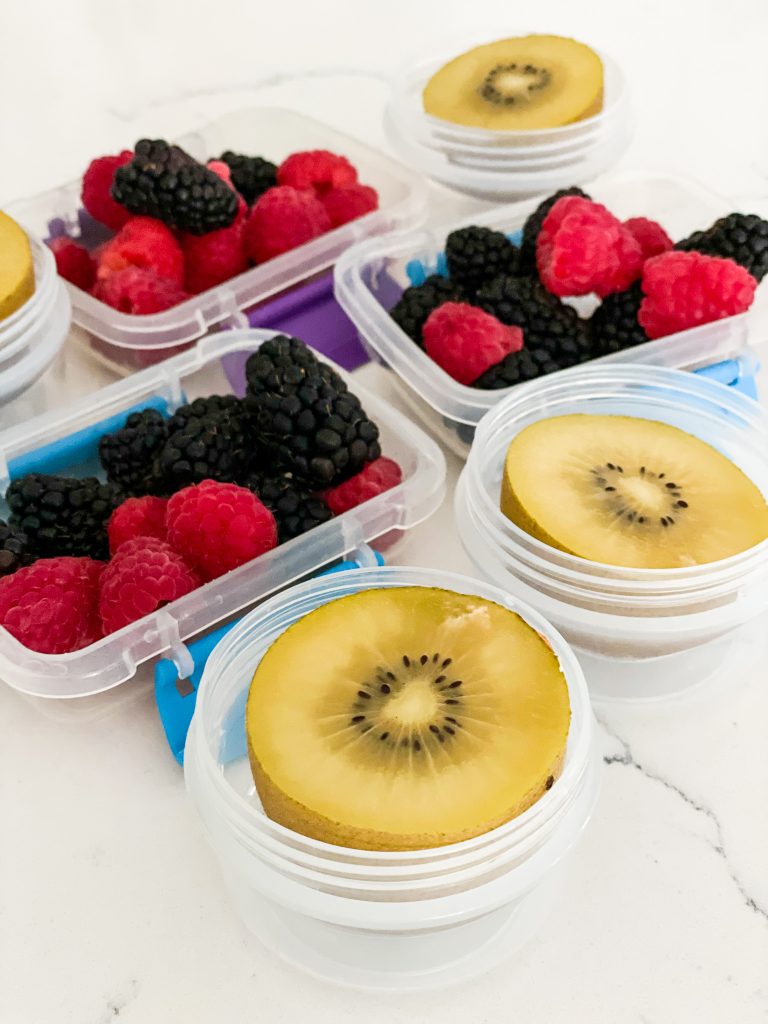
[184,566,598,990]
[455,365,768,703]
[384,48,632,199]
[0,236,70,404]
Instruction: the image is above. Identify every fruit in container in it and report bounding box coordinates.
[423,35,603,131]
[245,586,570,851]
[500,414,768,568]
[0,211,34,321]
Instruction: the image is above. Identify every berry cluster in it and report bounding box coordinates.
[0,338,401,655]
[388,192,767,386]
[48,142,379,312]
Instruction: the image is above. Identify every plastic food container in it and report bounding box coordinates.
[455,365,768,703]
[384,45,632,199]
[0,232,70,409]
[335,172,767,458]
[184,565,598,991]
[0,329,446,700]
[6,108,425,373]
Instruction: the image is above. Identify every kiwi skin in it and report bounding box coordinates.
[248,736,564,852]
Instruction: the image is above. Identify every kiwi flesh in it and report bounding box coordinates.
[423,35,604,131]
[245,587,570,851]
[0,211,34,321]
[501,414,768,569]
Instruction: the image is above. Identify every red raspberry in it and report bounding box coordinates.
[423,302,524,386]
[108,496,168,555]
[623,217,673,260]
[0,556,104,654]
[638,251,757,340]
[181,206,248,293]
[97,216,185,286]
[166,480,277,581]
[206,160,234,188]
[537,196,643,298]
[320,457,403,515]
[99,538,200,634]
[277,150,358,194]
[81,150,133,230]
[321,184,379,228]
[244,186,331,263]
[93,267,189,315]
[49,237,96,291]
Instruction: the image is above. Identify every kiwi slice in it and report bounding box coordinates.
[501,414,768,569]
[423,35,604,131]
[0,211,34,321]
[246,587,570,851]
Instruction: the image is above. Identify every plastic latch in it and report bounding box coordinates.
[154,549,385,764]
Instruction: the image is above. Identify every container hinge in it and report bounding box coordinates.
[154,611,195,684]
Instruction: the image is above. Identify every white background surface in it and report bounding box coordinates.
[1,1,768,1021]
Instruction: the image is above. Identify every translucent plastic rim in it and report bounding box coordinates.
[188,566,593,875]
[0,239,58,346]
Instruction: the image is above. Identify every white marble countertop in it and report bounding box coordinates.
[1,3,768,1020]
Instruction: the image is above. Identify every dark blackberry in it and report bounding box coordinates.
[166,395,243,434]
[472,347,563,390]
[389,275,465,348]
[112,139,239,235]
[0,520,30,577]
[220,151,278,205]
[518,186,590,272]
[444,226,519,294]
[676,212,768,282]
[245,469,333,542]
[245,335,342,397]
[589,282,648,355]
[154,405,250,492]
[7,474,121,560]
[476,274,594,364]
[99,408,168,495]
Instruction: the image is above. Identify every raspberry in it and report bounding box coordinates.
[244,187,331,263]
[320,184,378,228]
[206,160,234,187]
[623,217,673,260]
[389,275,466,348]
[48,237,96,291]
[0,557,104,654]
[93,267,189,315]
[277,150,357,194]
[518,186,590,272]
[181,206,248,293]
[166,480,278,581]
[638,251,757,340]
[81,151,133,230]
[107,496,168,555]
[96,216,184,286]
[320,457,403,515]
[537,196,643,298]
[423,302,524,386]
[99,539,200,634]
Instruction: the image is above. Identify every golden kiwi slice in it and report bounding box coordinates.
[0,211,34,321]
[423,35,604,131]
[245,587,570,851]
[501,414,768,569]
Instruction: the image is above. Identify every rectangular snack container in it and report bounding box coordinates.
[0,330,446,699]
[6,108,426,373]
[335,172,767,457]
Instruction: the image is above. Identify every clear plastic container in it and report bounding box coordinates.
[335,172,767,458]
[0,330,446,700]
[455,365,768,703]
[6,108,426,373]
[0,233,70,405]
[184,565,598,990]
[384,49,632,198]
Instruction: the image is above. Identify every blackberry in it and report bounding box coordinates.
[676,212,768,282]
[220,151,278,205]
[112,139,239,235]
[0,520,30,577]
[166,395,243,434]
[154,405,250,492]
[472,347,564,390]
[389,275,465,348]
[518,186,590,272]
[444,226,519,294]
[245,335,342,397]
[7,474,121,560]
[99,408,168,495]
[476,274,593,364]
[589,283,648,355]
[245,470,333,542]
